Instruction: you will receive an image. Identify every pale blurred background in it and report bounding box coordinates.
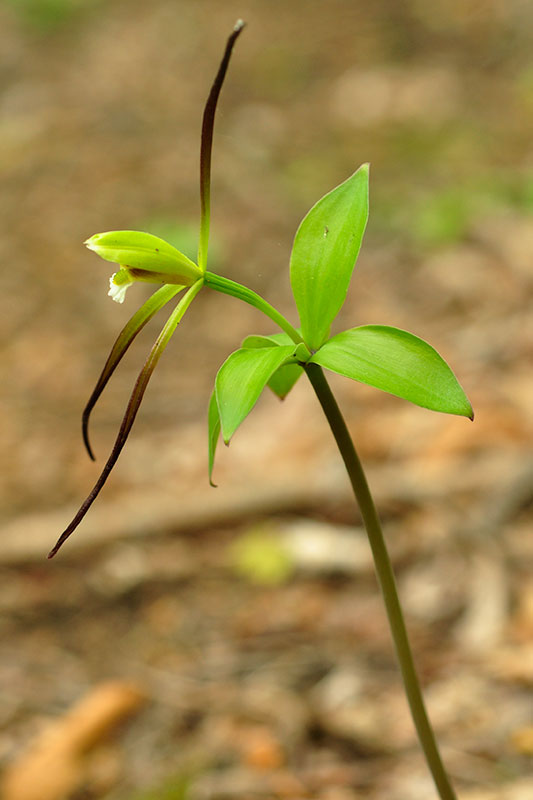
[1,2,532,799]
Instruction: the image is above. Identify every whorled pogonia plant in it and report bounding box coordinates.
[50,22,472,800]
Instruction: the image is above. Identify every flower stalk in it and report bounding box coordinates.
[204,271,303,345]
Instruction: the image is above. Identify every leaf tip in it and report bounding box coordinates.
[462,397,474,421]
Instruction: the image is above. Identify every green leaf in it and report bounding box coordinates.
[207,390,221,486]
[85,230,202,284]
[267,363,303,399]
[290,164,369,351]
[242,334,281,349]
[242,331,296,349]
[310,325,473,418]
[215,345,295,443]
[242,332,304,399]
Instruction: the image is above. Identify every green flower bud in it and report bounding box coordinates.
[85,230,203,303]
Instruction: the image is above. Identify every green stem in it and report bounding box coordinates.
[304,363,457,800]
[205,271,303,345]
[205,271,455,796]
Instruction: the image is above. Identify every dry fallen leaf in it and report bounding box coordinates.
[1,681,145,800]
[511,726,533,756]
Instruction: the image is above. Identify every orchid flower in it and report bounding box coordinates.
[48,21,245,558]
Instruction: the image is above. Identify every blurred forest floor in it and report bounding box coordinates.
[0,1,532,799]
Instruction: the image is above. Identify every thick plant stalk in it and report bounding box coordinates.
[304,362,457,800]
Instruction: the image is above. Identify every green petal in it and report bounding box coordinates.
[86,230,202,284]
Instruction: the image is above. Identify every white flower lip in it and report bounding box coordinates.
[108,272,133,303]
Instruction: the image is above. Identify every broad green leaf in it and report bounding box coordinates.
[242,333,304,398]
[207,390,221,486]
[310,325,473,418]
[215,345,294,443]
[290,165,369,351]
[242,335,281,350]
[267,363,303,399]
[85,230,202,283]
[242,331,297,349]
